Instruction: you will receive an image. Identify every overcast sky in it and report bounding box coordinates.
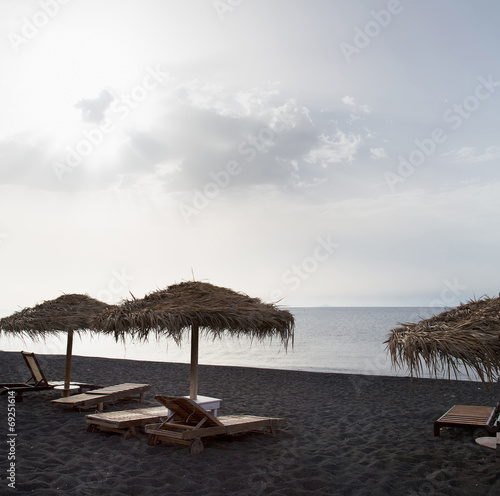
[1,0,499,313]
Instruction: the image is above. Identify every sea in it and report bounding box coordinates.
[0,306,471,380]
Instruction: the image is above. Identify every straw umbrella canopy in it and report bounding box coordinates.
[93,281,295,399]
[385,296,500,385]
[0,294,113,394]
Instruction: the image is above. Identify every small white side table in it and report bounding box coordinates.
[182,395,222,417]
[54,384,81,397]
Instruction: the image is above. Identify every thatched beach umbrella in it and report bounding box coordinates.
[385,296,500,384]
[93,281,295,400]
[0,294,113,395]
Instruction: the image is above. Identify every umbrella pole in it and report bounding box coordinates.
[190,323,199,400]
[63,329,74,397]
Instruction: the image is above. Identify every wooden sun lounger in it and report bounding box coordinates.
[145,395,286,454]
[86,406,169,438]
[433,404,500,437]
[0,351,98,401]
[51,383,151,411]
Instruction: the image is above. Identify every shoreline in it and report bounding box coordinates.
[1,350,499,495]
[0,306,443,380]
[0,342,480,382]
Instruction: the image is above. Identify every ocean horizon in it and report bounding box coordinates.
[0,306,473,380]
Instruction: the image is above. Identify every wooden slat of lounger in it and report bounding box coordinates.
[208,415,285,436]
[82,384,150,403]
[86,383,150,396]
[49,381,97,387]
[52,393,108,407]
[441,405,492,414]
[146,425,186,441]
[155,396,222,427]
[442,412,492,420]
[52,384,150,408]
[219,415,286,425]
[145,423,215,440]
[86,406,168,428]
[146,415,286,441]
[441,417,489,425]
[441,413,491,421]
[438,405,493,424]
[434,405,496,436]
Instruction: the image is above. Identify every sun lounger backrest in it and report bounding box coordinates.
[21,352,48,385]
[154,395,223,427]
[493,403,500,427]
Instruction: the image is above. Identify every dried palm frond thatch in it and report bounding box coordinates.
[93,281,294,348]
[93,281,295,399]
[0,293,113,392]
[385,296,500,384]
[0,293,112,339]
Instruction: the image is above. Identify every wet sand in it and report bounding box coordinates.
[1,350,499,495]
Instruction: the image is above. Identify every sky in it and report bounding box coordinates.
[1,0,500,314]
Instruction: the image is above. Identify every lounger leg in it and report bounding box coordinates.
[124,426,136,439]
[434,422,441,437]
[190,439,204,454]
[148,434,159,446]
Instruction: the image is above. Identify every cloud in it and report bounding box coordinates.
[0,79,380,200]
[75,89,114,123]
[341,95,371,113]
[305,131,362,166]
[342,95,356,106]
[370,147,387,160]
[442,146,500,164]
[340,95,372,125]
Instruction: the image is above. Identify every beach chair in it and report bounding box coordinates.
[0,351,97,402]
[145,395,286,454]
[86,406,169,438]
[433,403,500,437]
[85,395,222,438]
[51,383,151,411]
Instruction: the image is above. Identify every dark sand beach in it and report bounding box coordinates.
[1,350,499,495]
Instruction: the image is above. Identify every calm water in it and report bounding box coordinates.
[0,307,453,378]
